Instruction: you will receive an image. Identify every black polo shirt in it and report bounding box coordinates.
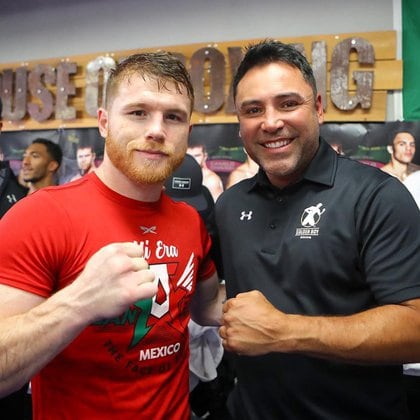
[215,138,420,420]
[0,161,28,219]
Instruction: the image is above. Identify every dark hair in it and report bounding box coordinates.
[106,51,194,111]
[0,96,2,120]
[32,138,63,167]
[387,124,416,147]
[76,144,94,153]
[233,39,318,101]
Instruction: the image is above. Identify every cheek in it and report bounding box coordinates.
[239,120,258,139]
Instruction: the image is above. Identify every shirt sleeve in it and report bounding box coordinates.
[0,190,71,297]
[197,214,217,282]
[358,176,420,303]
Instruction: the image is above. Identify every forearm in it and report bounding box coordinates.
[277,301,420,364]
[222,292,420,363]
[0,242,156,397]
[0,283,90,397]
[191,276,226,327]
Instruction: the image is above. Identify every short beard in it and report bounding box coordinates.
[23,175,41,183]
[106,137,186,184]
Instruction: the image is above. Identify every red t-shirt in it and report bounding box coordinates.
[0,173,216,420]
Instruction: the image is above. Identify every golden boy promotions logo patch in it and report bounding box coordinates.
[295,203,326,239]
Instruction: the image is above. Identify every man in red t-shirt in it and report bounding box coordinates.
[0,52,225,420]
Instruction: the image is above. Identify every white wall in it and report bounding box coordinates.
[0,0,395,63]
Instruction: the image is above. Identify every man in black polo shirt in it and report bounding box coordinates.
[216,40,420,420]
[0,98,28,218]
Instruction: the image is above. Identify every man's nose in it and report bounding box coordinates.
[261,109,285,132]
[145,115,165,140]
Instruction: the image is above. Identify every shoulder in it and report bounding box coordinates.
[205,169,222,184]
[216,177,252,209]
[336,156,394,186]
[226,166,247,188]
[162,194,202,219]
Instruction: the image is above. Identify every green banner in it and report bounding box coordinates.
[403,0,420,119]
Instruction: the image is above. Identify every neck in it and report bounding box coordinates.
[96,157,163,202]
[388,160,409,180]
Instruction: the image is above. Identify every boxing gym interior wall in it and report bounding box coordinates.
[2,0,416,186]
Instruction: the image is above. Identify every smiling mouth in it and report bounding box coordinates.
[263,139,292,149]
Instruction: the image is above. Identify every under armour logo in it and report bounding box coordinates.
[6,194,18,204]
[240,211,253,221]
[140,226,157,234]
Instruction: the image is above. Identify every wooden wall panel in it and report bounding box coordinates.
[0,31,401,131]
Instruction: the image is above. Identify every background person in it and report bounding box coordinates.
[404,170,420,208]
[401,171,420,419]
[0,52,225,420]
[70,144,97,181]
[380,130,417,181]
[21,138,63,193]
[187,142,224,201]
[164,154,233,420]
[215,40,420,420]
[0,98,29,218]
[0,97,31,420]
[225,151,259,189]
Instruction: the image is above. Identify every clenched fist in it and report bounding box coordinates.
[69,242,157,322]
[219,290,289,356]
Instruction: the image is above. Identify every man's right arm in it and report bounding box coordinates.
[0,242,157,397]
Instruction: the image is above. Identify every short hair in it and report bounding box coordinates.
[187,141,206,152]
[77,144,94,153]
[233,39,318,101]
[387,126,416,146]
[32,138,63,167]
[105,51,194,111]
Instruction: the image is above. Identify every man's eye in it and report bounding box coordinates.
[131,110,146,117]
[243,107,262,116]
[166,114,181,121]
[280,100,299,109]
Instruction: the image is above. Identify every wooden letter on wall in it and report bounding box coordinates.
[190,47,225,113]
[85,56,116,117]
[311,41,327,111]
[28,64,55,122]
[225,47,244,113]
[56,62,77,120]
[1,67,27,121]
[330,37,374,110]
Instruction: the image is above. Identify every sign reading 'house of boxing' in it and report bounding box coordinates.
[0,36,377,123]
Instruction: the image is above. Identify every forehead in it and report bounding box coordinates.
[25,143,48,155]
[236,62,311,103]
[393,132,415,144]
[111,74,191,113]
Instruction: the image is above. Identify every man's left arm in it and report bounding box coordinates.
[190,273,225,326]
[221,292,420,363]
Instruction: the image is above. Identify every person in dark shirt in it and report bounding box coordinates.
[0,98,28,218]
[216,40,420,420]
[0,99,31,420]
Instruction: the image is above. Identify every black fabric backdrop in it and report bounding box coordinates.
[1,121,419,187]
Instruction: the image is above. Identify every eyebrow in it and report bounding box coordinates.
[124,101,189,116]
[239,92,307,108]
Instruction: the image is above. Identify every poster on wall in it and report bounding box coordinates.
[0,120,419,187]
